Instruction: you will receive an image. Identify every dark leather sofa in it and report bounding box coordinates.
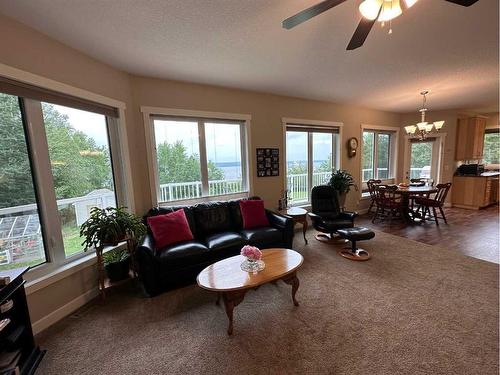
[136,199,295,296]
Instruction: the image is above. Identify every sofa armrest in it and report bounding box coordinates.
[137,234,155,259]
[266,210,294,248]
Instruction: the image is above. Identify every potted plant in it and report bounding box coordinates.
[80,206,147,250]
[327,169,358,210]
[103,248,130,282]
[80,206,147,281]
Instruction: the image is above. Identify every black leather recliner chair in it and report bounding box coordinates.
[308,185,357,241]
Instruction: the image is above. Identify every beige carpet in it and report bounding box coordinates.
[36,231,499,375]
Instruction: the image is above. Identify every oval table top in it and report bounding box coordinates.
[278,207,308,217]
[197,248,303,292]
[395,185,437,195]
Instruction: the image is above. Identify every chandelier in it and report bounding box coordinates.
[404,91,445,141]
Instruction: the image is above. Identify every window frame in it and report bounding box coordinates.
[0,64,132,281]
[282,118,343,206]
[360,124,400,191]
[141,107,252,207]
[483,128,500,166]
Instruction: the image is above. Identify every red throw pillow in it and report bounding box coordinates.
[239,199,270,229]
[147,209,194,249]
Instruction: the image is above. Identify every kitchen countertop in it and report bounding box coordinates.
[454,172,500,178]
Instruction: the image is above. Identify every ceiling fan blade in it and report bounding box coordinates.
[282,0,347,29]
[346,16,378,50]
[444,0,479,6]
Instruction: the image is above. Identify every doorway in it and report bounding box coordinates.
[404,135,445,183]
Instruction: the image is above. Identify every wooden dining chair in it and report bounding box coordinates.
[414,183,452,225]
[366,179,382,214]
[410,178,425,186]
[372,185,404,225]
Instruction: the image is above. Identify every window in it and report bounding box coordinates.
[42,103,116,258]
[285,125,340,205]
[483,129,500,165]
[0,93,47,270]
[152,116,248,203]
[362,130,396,182]
[0,81,124,272]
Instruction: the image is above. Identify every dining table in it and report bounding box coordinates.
[394,185,438,223]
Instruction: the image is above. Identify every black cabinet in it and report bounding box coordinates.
[0,267,44,374]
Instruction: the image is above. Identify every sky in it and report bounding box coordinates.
[154,120,242,163]
[51,104,109,147]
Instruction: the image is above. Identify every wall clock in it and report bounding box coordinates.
[347,137,358,158]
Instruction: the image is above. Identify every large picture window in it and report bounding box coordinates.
[0,81,124,272]
[151,116,248,203]
[362,130,396,182]
[285,125,340,205]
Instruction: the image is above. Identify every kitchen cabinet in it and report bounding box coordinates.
[452,175,499,209]
[455,117,486,161]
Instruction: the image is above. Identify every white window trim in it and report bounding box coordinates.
[403,132,447,184]
[0,63,133,283]
[141,106,253,207]
[360,124,400,187]
[282,117,343,206]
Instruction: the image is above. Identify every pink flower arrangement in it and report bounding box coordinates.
[240,245,262,261]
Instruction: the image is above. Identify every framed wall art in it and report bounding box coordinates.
[256,148,279,177]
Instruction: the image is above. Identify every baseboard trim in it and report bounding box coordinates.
[32,288,99,335]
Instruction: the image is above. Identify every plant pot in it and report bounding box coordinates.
[337,192,347,211]
[104,257,130,282]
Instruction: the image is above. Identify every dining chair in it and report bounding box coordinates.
[410,178,425,186]
[372,185,404,225]
[366,179,382,214]
[414,183,452,225]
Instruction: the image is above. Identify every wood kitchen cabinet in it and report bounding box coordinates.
[455,117,486,161]
[452,175,499,209]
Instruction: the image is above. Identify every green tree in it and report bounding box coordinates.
[0,94,36,208]
[483,133,500,164]
[156,141,225,184]
[0,94,113,208]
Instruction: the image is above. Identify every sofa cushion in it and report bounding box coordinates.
[147,209,194,249]
[239,199,270,229]
[156,240,209,267]
[145,206,197,238]
[193,202,232,236]
[205,232,247,251]
[240,227,282,247]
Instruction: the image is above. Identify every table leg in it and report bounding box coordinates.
[281,272,300,306]
[302,219,308,244]
[222,290,246,335]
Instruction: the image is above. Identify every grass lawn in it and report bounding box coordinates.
[62,225,85,256]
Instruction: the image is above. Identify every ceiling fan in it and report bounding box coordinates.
[282,0,480,50]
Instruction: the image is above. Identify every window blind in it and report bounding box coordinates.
[0,76,119,118]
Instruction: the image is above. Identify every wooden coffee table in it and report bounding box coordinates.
[197,248,303,335]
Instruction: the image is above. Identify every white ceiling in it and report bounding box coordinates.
[0,0,498,113]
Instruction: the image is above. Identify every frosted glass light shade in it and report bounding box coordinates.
[404,125,417,134]
[434,120,445,130]
[417,122,428,131]
[404,0,418,7]
[378,0,402,22]
[425,123,434,132]
[359,0,383,20]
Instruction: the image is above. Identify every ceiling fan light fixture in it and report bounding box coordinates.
[377,0,402,22]
[359,0,383,20]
